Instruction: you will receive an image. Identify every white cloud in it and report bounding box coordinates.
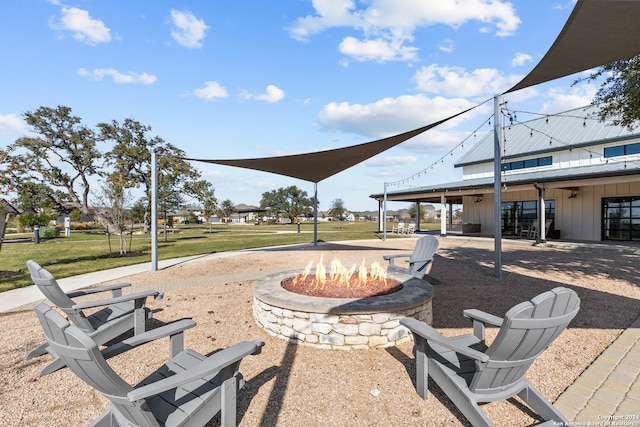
[318,94,478,138]
[193,81,228,100]
[242,85,286,103]
[540,84,597,114]
[339,36,418,62]
[365,155,417,167]
[413,64,522,98]
[438,38,455,53]
[77,68,157,85]
[0,114,27,135]
[50,7,111,45]
[289,0,521,62]
[170,10,208,48]
[511,52,532,67]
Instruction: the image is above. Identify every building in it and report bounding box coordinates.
[370,105,640,242]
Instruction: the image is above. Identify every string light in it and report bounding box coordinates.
[388,102,640,190]
[386,112,492,187]
[502,105,640,170]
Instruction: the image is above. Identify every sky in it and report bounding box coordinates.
[0,0,601,212]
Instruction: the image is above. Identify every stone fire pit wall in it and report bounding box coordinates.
[252,269,434,350]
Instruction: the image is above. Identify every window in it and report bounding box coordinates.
[627,143,640,155]
[604,142,640,158]
[501,156,552,171]
[501,199,555,235]
[538,156,552,166]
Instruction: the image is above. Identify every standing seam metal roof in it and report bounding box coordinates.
[455,105,638,167]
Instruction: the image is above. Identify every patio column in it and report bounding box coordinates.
[440,194,447,236]
[536,184,546,244]
[416,203,421,231]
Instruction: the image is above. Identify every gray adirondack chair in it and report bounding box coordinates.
[384,235,439,279]
[34,303,265,427]
[400,287,579,427]
[25,260,163,376]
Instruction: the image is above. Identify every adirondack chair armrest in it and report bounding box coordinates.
[66,283,132,298]
[401,318,490,362]
[71,290,161,310]
[463,309,503,340]
[127,340,266,402]
[410,258,432,267]
[383,254,410,266]
[463,309,503,326]
[101,319,197,359]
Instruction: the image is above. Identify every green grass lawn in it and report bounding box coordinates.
[0,221,440,292]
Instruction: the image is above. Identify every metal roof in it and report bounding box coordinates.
[371,161,640,200]
[456,105,638,167]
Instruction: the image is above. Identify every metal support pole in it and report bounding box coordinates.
[383,182,388,240]
[151,149,158,271]
[313,182,318,246]
[493,94,503,278]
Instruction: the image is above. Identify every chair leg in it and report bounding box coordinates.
[89,407,120,427]
[517,383,571,425]
[133,305,148,335]
[422,360,495,426]
[37,357,67,377]
[413,336,429,399]
[25,341,49,359]
[220,372,238,427]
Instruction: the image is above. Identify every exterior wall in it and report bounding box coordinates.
[462,139,640,181]
[461,182,640,241]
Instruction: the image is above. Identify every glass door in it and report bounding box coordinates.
[602,196,640,241]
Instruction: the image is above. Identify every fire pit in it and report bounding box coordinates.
[253,258,434,350]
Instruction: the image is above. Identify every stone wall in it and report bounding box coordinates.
[253,297,432,350]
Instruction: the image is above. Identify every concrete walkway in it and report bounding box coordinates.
[1,239,638,425]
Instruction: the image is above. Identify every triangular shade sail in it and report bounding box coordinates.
[506,0,640,94]
[186,107,475,183]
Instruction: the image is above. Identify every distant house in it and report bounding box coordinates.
[0,199,20,216]
[371,104,640,242]
[233,204,267,223]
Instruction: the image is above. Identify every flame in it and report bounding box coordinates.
[292,256,387,289]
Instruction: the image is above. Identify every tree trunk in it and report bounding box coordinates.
[0,213,8,253]
[119,232,126,255]
[144,210,150,234]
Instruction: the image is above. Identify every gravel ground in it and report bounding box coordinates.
[1,236,639,427]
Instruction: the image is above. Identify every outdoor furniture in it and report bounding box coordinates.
[34,303,265,427]
[518,223,534,238]
[391,222,405,234]
[400,287,580,427]
[383,235,439,279]
[531,219,554,240]
[25,260,163,376]
[403,223,416,235]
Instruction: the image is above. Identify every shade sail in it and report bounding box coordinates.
[505,0,640,94]
[187,0,640,183]
[185,107,475,183]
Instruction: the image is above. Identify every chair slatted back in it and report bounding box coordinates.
[35,304,158,427]
[470,287,579,394]
[410,236,439,266]
[27,261,94,331]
